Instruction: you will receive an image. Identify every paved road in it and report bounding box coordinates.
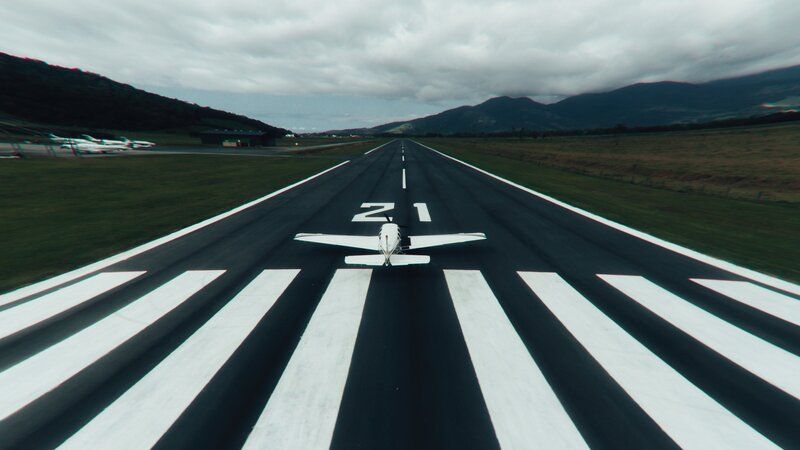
[0,139,798,449]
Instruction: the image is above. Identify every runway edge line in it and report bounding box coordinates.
[412,139,800,296]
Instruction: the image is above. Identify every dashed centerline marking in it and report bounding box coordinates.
[402,168,407,190]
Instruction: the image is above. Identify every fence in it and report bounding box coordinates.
[0,142,81,158]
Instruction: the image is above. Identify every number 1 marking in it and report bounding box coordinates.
[413,203,431,222]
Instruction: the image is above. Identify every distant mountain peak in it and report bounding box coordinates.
[354,64,800,135]
[484,95,528,102]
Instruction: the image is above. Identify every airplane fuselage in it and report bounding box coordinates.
[378,223,401,264]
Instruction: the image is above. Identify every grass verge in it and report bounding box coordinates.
[420,138,800,283]
[0,151,355,293]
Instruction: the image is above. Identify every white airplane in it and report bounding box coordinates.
[295,220,485,266]
[49,134,128,153]
[48,133,92,145]
[60,141,127,154]
[120,137,156,148]
[81,134,130,147]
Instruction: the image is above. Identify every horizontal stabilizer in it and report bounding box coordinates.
[345,254,430,266]
[408,233,486,250]
[388,255,431,266]
[295,233,379,251]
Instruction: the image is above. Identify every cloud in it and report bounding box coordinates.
[2,0,800,127]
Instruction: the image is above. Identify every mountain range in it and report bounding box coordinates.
[346,65,800,135]
[0,52,287,135]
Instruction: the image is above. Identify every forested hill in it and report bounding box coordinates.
[0,52,287,134]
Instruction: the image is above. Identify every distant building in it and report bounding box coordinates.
[198,130,278,147]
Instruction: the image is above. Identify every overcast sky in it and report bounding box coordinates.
[2,0,800,131]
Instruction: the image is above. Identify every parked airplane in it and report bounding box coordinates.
[295,220,485,266]
[59,141,127,154]
[81,134,129,147]
[49,134,128,153]
[48,133,91,145]
[120,137,156,148]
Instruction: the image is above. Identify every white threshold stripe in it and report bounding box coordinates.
[444,270,587,449]
[0,156,354,305]
[363,140,393,155]
[0,270,224,421]
[244,269,372,450]
[412,140,800,297]
[600,275,800,400]
[402,168,407,189]
[60,269,299,450]
[520,272,777,449]
[0,272,144,339]
[691,279,800,327]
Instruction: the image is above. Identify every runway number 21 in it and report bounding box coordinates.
[351,202,432,222]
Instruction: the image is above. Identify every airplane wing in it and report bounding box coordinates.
[407,233,486,250]
[294,233,379,251]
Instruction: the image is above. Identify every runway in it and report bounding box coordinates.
[0,139,798,449]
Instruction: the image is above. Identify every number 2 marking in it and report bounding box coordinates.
[352,203,394,222]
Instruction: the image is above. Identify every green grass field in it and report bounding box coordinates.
[0,140,381,293]
[420,128,800,283]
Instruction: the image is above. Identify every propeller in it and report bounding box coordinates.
[384,213,407,228]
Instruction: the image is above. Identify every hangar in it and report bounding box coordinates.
[198,130,279,147]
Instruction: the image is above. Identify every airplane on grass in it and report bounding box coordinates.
[295,219,485,266]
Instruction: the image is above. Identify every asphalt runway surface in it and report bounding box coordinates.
[0,139,798,449]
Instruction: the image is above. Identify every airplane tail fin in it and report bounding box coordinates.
[344,254,430,266]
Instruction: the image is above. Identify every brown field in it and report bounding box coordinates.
[425,122,800,203]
